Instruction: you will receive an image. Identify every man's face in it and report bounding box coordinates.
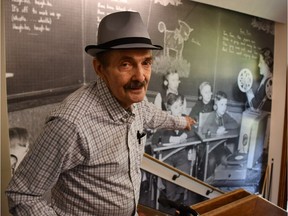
[201,84,212,104]
[94,49,153,109]
[216,98,227,116]
[169,98,183,117]
[167,73,180,93]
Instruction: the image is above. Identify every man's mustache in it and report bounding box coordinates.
[124,81,147,89]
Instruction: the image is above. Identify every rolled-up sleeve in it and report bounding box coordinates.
[141,100,187,130]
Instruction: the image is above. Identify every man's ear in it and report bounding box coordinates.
[93,58,105,79]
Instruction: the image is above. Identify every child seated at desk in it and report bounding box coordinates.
[154,70,188,115]
[199,91,240,180]
[201,91,239,135]
[152,93,194,203]
[190,81,214,122]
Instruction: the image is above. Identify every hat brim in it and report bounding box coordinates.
[85,43,163,57]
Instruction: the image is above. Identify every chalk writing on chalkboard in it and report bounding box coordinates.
[152,20,193,78]
[9,0,62,35]
[251,17,274,35]
[221,28,261,60]
[96,1,132,27]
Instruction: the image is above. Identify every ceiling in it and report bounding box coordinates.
[191,0,287,23]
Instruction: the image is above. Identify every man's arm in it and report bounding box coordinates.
[142,100,196,131]
[184,116,197,130]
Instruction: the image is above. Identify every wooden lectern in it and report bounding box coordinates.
[138,204,171,216]
[191,189,287,216]
[138,189,287,216]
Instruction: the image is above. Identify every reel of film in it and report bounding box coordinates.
[237,68,253,93]
[238,68,272,110]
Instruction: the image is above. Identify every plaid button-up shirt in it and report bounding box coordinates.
[6,77,187,216]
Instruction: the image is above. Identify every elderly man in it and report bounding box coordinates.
[6,11,195,216]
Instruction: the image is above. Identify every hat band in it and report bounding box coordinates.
[97,37,153,49]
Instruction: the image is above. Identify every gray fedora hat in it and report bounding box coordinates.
[85,11,163,56]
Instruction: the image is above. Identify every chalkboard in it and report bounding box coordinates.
[147,3,221,98]
[215,10,274,102]
[5,0,83,99]
[5,0,274,110]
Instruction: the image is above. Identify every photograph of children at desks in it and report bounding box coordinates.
[195,91,240,182]
[141,69,190,197]
[152,93,195,204]
[149,93,201,214]
[189,81,214,179]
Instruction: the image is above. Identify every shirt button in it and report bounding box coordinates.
[121,115,129,122]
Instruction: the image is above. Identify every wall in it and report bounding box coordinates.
[1,1,11,215]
